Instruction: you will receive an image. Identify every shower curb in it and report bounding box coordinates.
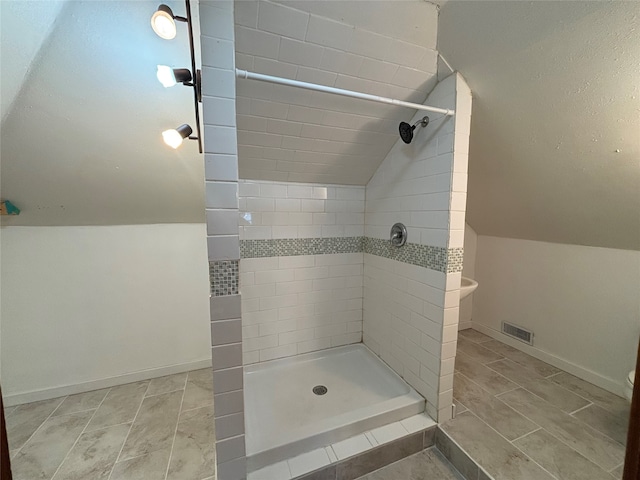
[292,426,436,480]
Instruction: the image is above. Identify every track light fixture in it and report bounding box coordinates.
[156,65,191,88]
[151,1,202,153]
[162,124,195,149]
[151,4,186,40]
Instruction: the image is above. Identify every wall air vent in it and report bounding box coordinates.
[502,322,534,345]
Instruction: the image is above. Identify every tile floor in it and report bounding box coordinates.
[5,368,216,480]
[445,329,630,480]
[355,447,465,480]
[4,333,631,480]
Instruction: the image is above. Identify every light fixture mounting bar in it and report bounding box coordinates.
[185,0,202,153]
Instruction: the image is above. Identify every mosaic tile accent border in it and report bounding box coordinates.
[240,237,364,258]
[209,260,239,296]
[446,247,464,274]
[239,237,464,273]
[363,237,446,272]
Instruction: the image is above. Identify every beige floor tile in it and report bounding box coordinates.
[358,448,464,480]
[456,337,504,364]
[573,403,629,445]
[458,329,493,344]
[440,411,554,480]
[452,398,467,415]
[109,449,171,480]
[454,351,518,395]
[6,397,65,453]
[11,411,93,480]
[52,389,109,417]
[167,404,216,479]
[482,340,561,377]
[118,390,183,462]
[514,428,615,480]
[498,388,625,471]
[610,464,623,479]
[145,373,188,397]
[85,381,149,432]
[182,368,214,412]
[52,423,130,480]
[487,359,590,413]
[4,405,18,417]
[551,372,630,417]
[453,373,538,441]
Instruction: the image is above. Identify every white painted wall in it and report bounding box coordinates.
[0,224,211,404]
[472,235,640,396]
[459,223,477,329]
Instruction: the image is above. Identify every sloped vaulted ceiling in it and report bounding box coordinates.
[0,0,68,122]
[1,0,205,226]
[438,1,640,250]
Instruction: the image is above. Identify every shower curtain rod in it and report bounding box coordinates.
[235,68,455,116]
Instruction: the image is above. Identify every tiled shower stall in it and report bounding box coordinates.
[200,2,471,479]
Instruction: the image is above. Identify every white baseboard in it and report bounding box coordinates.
[458,321,473,331]
[4,358,213,407]
[470,323,626,398]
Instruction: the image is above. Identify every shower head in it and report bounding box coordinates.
[399,116,429,144]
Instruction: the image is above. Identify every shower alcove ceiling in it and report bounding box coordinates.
[231,0,441,186]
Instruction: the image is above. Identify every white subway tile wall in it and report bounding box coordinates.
[239,180,365,363]
[363,74,472,422]
[241,253,363,364]
[200,2,246,478]
[238,180,365,240]
[234,0,440,185]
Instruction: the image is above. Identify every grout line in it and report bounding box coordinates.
[3,406,18,418]
[568,402,593,416]
[432,447,470,480]
[48,407,99,418]
[469,337,611,406]
[80,420,133,433]
[50,388,112,480]
[163,377,188,480]
[497,387,625,472]
[494,385,522,397]
[179,402,215,415]
[144,387,187,399]
[452,397,468,415]
[459,410,561,480]
[481,358,595,413]
[107,382,152,480]
[10,395,68,460]
[49,395,70,417]
[510,427,542,444]
[609,462,624,473]
[111,451,152,464]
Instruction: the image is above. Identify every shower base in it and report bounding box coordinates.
[244,344,425,471]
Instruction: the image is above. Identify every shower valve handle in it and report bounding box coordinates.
[390,223,407,247]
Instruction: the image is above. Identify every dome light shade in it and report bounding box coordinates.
[156,65,176,87]
[162,124,193,149]
[151,4,176,39]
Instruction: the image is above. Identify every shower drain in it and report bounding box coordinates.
[312,385,328,396]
